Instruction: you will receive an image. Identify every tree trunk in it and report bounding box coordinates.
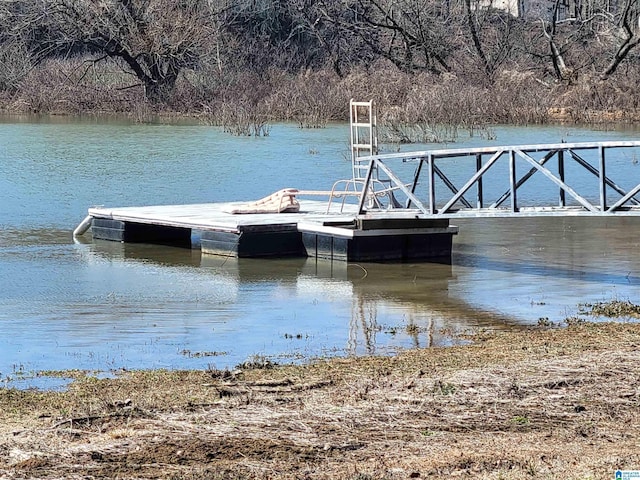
[601,36,640,79]
[144,73,178,104]
[600,0,640,79]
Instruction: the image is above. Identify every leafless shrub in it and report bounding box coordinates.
[339,60,414,110]
[378,106,458,143]
[552,71,640,124]
[13,57,145,114]
[14,59,66,112]
[216,101,271,137]
[266,68,348,128]
[374,69,555,143]
[170,71,214,114]
[488,70,552,124]
[0,40,32,93]
[374,73,482,143]
[3,53,640,131]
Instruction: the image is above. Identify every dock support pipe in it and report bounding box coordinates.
[73,215,93,237]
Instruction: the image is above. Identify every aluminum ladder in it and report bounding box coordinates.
[350,99,378,182]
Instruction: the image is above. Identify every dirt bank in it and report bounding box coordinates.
[1,321,639,479]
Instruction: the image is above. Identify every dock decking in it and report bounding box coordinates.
[87,200,458,262]
[89,200,355,234]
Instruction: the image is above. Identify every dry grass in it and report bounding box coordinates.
[1,321,639,479]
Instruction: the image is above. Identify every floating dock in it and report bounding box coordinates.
[75,100,640,263]
[86,200,458,263]
[77,101,459,263]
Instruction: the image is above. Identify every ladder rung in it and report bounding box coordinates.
[352,123,373,127]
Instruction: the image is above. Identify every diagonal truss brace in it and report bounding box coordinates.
[568,150,640,207]
[438,150,506,214]
[515,150,598,212]
[490,150,558,208]
[358,159,430,214]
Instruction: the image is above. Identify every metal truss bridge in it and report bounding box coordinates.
[351,141,640,219]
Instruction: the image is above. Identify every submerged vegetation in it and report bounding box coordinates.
[579,299,640,317]
[0,0,640,136]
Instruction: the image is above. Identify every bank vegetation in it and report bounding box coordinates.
[1,0,640,135]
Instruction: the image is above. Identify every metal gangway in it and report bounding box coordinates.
[351,141,640,218]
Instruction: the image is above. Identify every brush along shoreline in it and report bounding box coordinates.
[1,321,639,479]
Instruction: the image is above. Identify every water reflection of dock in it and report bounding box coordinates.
[85,239,522,356]
[298,259,519,354]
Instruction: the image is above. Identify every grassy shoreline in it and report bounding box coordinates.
[1,321,639,479]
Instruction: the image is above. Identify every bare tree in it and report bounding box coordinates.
[288,0,372,76]
[540,0,575,80]
[220,0,314,72]
[601,0,640,78]
[463,0,522,83]
[0,1,34,91]
[21,0,222,103]
[218,0,369,76]
[529,0,640,82]
[333,0,454,74]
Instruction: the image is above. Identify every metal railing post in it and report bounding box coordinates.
[428,154,435,214]
[509,149,518,212]
[558,150,566,207]
[476,154,483,209]
[599,146,607,211]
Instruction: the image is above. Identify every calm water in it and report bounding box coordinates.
[2,117,640,388]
